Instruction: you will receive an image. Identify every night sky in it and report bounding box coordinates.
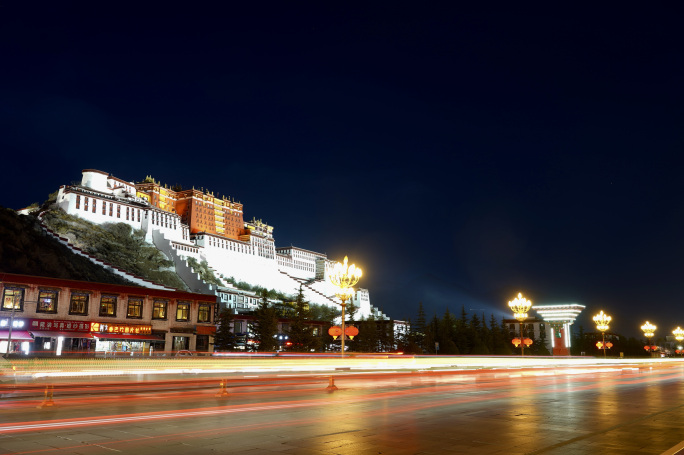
[2,3,683,337]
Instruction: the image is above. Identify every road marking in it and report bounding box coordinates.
[661,441,684,455]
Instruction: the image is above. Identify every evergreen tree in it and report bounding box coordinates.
[531,328,551,355]
[439,308,459,354]
[490,314,512,355]
[396,318,422,353]
[414,302,427,352]
[425,314,440,353]
[213,308,238,351]
[346,301,358,324]
[454,306,469,354]
[469,313,490,355]
[378,319,394,352]
[253,289,279,351]
[356,316,380,352]
[287,286,318,352]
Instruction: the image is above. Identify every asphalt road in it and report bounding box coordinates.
[2,363,684,454]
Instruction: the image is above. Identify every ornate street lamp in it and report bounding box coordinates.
[673,327,684,342]
[593,310,611,359]
[508,292,532,357]
[328,256,362,357]
[641,321,657,356]
[673,327,684,356]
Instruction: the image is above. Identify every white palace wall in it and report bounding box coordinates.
[53,170,375,319]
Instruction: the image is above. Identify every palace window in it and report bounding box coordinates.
[99,295,117,317]
[127,298,143,319]
[198,304,211,323]
[76,195,81,209]
[176,302,190,321]
[102,201,106,215]
[109,202,113,217]
[2,288,24,312]
[153,300,167,320]
[69,293,89,315]
[117,205,121,218]
[37,290,58,313]
[84,197,89,211]
[92,199,97,213]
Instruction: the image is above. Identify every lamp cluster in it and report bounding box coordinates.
[327,256,363,357]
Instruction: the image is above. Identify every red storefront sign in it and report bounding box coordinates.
[90,322,152,335]
[29,319,91,332]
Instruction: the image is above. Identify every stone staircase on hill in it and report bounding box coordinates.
[151,230,223,294]
[278,270,389,320]
[37,212,175,291]
[277,270,339,308]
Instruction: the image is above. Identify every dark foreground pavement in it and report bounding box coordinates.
[2,364,684,454]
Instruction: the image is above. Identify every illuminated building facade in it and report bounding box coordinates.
[54,169,380,320]
[0,273,216,355]
[136,177,246,240]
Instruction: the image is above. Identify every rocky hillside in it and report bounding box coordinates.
[40,207,188,290]
[0,205,132,284]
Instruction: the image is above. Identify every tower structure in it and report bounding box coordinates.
[532,303,585,355]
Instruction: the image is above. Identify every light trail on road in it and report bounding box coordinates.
[2,364,682,434]
[3,358,684,454]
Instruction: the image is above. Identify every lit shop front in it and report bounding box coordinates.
[29,318,94,355]
[27,319,164,355]
[1,317,33,354]
[90,322,164,354]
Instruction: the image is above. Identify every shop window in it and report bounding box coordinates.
[196,335,209,351]
[69,293,89,315]
[153,300,167,320]
[198,304,211,323]
[2,288,24,312]
[172,336,189,351]
[176,302,190,321]
[99,295,117,317]
[127,298,143,319]
[233,321,243,333]
[37,290,58,313]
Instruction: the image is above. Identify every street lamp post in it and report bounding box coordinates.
[673,327,684,356]
[593,310,611,359]
[641,321,656,357]
[508,293,532,357]
[328,256,362,357]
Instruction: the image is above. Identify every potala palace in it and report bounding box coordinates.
[53,169,386,319]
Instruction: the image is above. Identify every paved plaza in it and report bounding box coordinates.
[2,360,684,454]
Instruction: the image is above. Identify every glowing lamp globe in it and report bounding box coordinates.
[508,293,532,321]
[593,311,611,332]
[641,321,656,338]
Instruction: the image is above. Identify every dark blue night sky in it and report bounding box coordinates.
[2,3,683,337]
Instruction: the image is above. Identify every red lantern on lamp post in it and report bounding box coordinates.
[345,325,359,340]
[328,326,343,340]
